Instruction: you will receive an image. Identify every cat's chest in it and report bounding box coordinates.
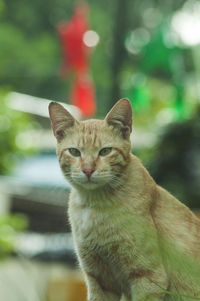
[70,203,115,242]
[69,200,137,266]
[69,203,131,293]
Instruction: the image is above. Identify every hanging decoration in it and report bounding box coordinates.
[57,2,97,117]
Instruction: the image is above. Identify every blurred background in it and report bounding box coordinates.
[0,0,200,300]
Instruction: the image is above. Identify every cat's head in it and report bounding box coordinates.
[49,99,132,190]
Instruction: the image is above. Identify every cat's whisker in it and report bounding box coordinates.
[109,175,125,187]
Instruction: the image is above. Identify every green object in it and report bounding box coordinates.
[128,74,151,113]
[174,85,184,120]
[0,214,28,259]
[140,20,178,76]
[0,90,37,175]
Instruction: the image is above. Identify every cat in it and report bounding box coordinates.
[49,98,200,301]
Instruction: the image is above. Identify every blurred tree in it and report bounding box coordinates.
[108,0,197,119]
[0,0,197,116]
[109,0,130,109]
[0,0,112,104]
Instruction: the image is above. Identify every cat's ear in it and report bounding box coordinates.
[49,102,77,140]
[105,98,132,139]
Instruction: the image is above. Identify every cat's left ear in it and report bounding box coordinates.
[105,98,132,139]
[49,102,77,140]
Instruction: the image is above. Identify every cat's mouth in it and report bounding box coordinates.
[81,177,100,185]
[69,172,112,190]
[78,180,100,190]
[72,177,107,190]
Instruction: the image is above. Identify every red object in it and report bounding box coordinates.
[57,2,96,117]
[70,76,96,117]
[57,3,89,74]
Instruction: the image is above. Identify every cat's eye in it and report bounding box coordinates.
[68,148,81,157]
[99,147,112,156]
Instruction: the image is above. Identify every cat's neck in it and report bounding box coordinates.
[71,155,155,209]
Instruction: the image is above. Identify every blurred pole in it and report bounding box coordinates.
[191,45,200,103]
[109,0,130,108]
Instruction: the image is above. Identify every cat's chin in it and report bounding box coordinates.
[70,179,108,191]
[76,181,103,190]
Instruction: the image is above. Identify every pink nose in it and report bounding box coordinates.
[82,168,94,179]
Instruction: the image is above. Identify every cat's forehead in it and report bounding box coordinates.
[75,119,111,148]
[80,119,105,131]
[60,119,115,150]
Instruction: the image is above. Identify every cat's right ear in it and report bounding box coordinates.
[105,98,132,139]
[49,102,77,140]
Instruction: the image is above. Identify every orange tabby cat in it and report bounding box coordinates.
[49,99,200,301]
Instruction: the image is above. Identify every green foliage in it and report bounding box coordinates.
[0,22,61,99]
[1,0,196,116]
[0,213,28,258]
[0,89,37,174]
[0,0,114,102]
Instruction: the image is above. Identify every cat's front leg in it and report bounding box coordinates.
[84,272,120,301]
[130,271,168,301]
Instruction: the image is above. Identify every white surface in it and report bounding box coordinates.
[6,92,82,120]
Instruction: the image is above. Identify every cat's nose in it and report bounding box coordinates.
[82,168,94,179]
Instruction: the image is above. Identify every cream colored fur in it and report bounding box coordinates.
[49,99,200,301]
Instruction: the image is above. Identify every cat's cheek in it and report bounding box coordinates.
[60,163,70,172]
[59,155,76,178]
[95,160,110,175]
[60,163,71,178]
[110,153,127,168]
[62,153,80,166]
[59,155,70,169]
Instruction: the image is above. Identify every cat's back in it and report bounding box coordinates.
[152,185,200,256]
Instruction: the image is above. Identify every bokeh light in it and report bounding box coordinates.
[83,30,100,47]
